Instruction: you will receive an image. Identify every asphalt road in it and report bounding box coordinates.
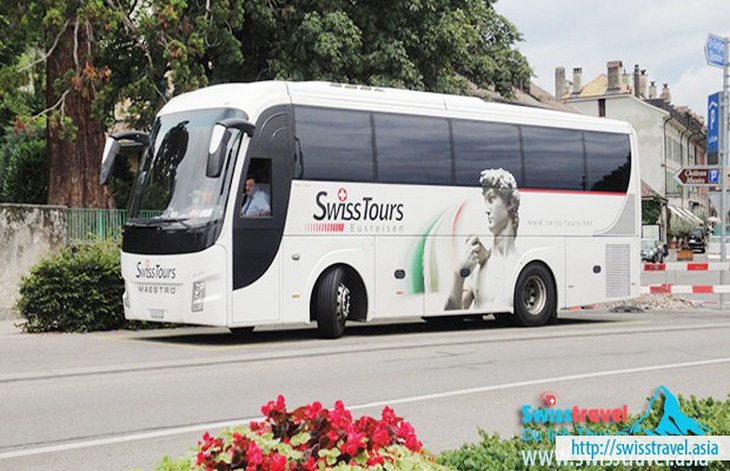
[1,310,730,470]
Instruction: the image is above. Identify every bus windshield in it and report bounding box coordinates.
[128,108,245,226]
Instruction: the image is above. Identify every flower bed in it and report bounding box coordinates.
[157,396,448,471]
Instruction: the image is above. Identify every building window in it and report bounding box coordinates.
[598,99,606,117]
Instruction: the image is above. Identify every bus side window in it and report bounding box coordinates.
[241,158,273,218]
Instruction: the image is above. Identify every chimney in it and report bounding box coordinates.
[555,67,566,99]
[572,68,583,95]
[633,64,640,98]
[639,70,648,98]
[607,60,622,93]
[660,83,671,102]
[649,81,657,99]
[622,69,630,89]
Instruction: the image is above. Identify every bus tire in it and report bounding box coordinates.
[513,263,556,327]
[314,267,350,339]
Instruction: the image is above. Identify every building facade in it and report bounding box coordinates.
[555,61,708,242]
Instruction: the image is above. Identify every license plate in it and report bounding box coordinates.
[149,309,166,320]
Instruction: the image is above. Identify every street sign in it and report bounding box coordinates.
[673,166,723,186]
[706,34,727,68]
[709,92,721,155]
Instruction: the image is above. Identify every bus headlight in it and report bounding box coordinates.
[192,281,206,312]
[123,282,130,308]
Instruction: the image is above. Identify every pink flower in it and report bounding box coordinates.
[266,452,287,471]
[304,401,323,421]
[262,395,287,416]
[246,441,263,466]
[372,425,391,447]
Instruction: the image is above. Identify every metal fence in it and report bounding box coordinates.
[66,208,161,245]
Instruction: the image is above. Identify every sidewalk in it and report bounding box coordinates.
[0,319,24,336]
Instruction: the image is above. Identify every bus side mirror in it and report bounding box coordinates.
[206,118,255,178]
[100,137,121,185]
[100,131,150,185]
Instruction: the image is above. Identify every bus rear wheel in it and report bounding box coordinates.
[513,264,556,327]
[314,267,350,339]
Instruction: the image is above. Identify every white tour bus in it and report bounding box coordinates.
[101,81,640,338]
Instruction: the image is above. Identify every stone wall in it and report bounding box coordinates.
[0,204,66,319]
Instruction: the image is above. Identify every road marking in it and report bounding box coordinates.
[2,355,730,461]
[3,321,730,384]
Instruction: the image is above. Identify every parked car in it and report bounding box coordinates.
[641,239,665,263]
[688,227,706,253]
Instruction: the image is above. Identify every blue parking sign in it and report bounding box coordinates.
[708,92,721,155]
[709,169,720,184]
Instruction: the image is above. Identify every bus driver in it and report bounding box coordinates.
[241,176,271,217]
[445,168,521,310]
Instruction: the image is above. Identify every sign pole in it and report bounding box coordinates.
[721,37,729,309]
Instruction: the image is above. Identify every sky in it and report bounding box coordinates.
[494,0,730,117]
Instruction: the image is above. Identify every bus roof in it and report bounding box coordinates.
[159,80,634,135]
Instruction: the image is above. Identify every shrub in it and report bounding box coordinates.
[17,239,126,332]
[155,396,448,471]
[0,131,47,204]
[438,393,730,471]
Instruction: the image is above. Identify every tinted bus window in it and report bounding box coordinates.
[374,113,451,185]
[294,107,374,182]
[522,126,585,190]
[585,132,631,192]
[453,120,523,186]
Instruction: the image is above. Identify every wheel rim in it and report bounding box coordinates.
[523,275,547,316]
[336,283,351,321]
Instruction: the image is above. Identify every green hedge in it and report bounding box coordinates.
[17,240,127,332]
[438,394,730,471]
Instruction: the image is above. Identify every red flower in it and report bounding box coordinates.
[266,452,287,471]
[381,406,397,424]
[367,453,385,466]
[372,425,391,448]
[341,431,366,456]
[304,401,323,421]
[247,441,264,466]
[262,395,287,417]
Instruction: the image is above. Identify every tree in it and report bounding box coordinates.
[2,0,530,208]
[239,1,530,96]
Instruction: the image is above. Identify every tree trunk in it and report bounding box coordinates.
[46,20,111,208]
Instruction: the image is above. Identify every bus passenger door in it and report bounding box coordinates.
[230,105,294,325]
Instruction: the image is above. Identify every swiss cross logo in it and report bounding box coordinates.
[337,188,348,202]
[540,391,558,407]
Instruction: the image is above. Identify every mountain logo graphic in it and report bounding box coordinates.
[628,385,710,436]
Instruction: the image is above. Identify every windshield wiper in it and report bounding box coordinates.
[127,217,193,230]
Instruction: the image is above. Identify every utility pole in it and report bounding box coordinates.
[705,33,728,308]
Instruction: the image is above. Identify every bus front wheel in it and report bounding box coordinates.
[513,263,556,327]
[314,267,350,339]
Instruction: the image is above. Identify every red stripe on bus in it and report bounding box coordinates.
[692,285,714,293]
[519,188,627,196]
[687,263,709,271]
